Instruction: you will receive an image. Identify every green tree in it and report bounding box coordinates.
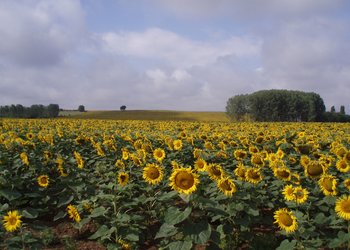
[340,105,345,115]
[226,94,250,121]
[47,104,60,118]
[78,105,85,112]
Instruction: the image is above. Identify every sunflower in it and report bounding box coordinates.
[251,153,265,167]
[234,149,247,161]
[245,168,263,184]
[3,210,22,232]
[335,146,347,158]
[204,141,214,150]
[115,159,125,169]
[268,153,278,163]
[153,148,166,162]
[74,151,84,169]
[276,149,285,159]
[143,164,163,185]
[318,175,337,196]
[304,160,324,178]
[234,163,247,181]
[206,164,224,181]
[293,186,308,204]
[67,204,81,223]
[300,155,310,168]
[26,132,35,140]
[344,179,350,190]
[38,175,49,188]
[118,172,129,186]
[344,151,350,164]
[171,160,180,169]
[173,140,183,151]
[273,167,291,181]
[169,167,199,195]
[249,146,259,154]
[20,152,29,166]
[217,177,237,197]
[335,195,350,220]
[274,208,298,233]
[336,159,350,173]
[122,149,129,160]
[56,157,67,177]
[193,148,203,158]
[282,185,295,201]
[194,158,207,172]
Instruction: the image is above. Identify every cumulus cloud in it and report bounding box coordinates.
[0,0,85,67]
[0,0,349,112]
[101,28,260,68]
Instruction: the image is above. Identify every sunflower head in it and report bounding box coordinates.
[217,177,237,197]
[234,163,247,181]
[194,158,207,172]
[344,179,350,191]
[282,185,295,201]
[67,204,81,223]
[274,208,298,233]
[153,148,166,162]
[293,186,308,204]
[143,164,163,185]
[118,172,129,187]
[38,175,49,188]
[173,140,183,151]
[251,153,265,167]
[245,168,263,184]
[305,160,324,178]
[336,159,350,173]
[274,167,291,181]
[335,195,350,220]
[3,210,22,232]
[207,164,225,181]
[234,149,247,161]
[318,175,337,196]
[169,167,199,195]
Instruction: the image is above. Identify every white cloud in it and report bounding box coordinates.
[101,28,260,68]
[0,0,85,66]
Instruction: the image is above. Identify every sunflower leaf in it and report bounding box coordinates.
[276,239,297,250]
[164,206,192,225]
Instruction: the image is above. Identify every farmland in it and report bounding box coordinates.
[1,118,350,249]
[59,110,230,122]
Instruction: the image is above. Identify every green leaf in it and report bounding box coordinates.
[0,188,21,201]
[166,241,192,250]
[53,211,66,221]
[22,208,39,219]
[89,225,115,240]
[276,239,297,250]
[125,233,139,242]
[57,195,74,208]
[247,208,259,216]
[158,191,178,201]
[0,203,9,212]
[183,221,211,244]
[164,206,192,225]
[90,206,108,218]
[155,223,178,239]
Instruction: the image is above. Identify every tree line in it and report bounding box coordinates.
[226,89,350,122]
[0,104,60,118]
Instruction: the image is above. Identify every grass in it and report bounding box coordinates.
[58,110,230,122]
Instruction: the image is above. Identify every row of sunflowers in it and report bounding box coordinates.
[1,119,350,249]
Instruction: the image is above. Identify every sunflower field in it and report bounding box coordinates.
[1,118,350,249]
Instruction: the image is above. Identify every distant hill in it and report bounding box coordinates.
[58,110,230,122]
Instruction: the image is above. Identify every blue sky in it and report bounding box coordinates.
[0,0,350,111]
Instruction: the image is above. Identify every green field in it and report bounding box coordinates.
[59,110,230,122]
